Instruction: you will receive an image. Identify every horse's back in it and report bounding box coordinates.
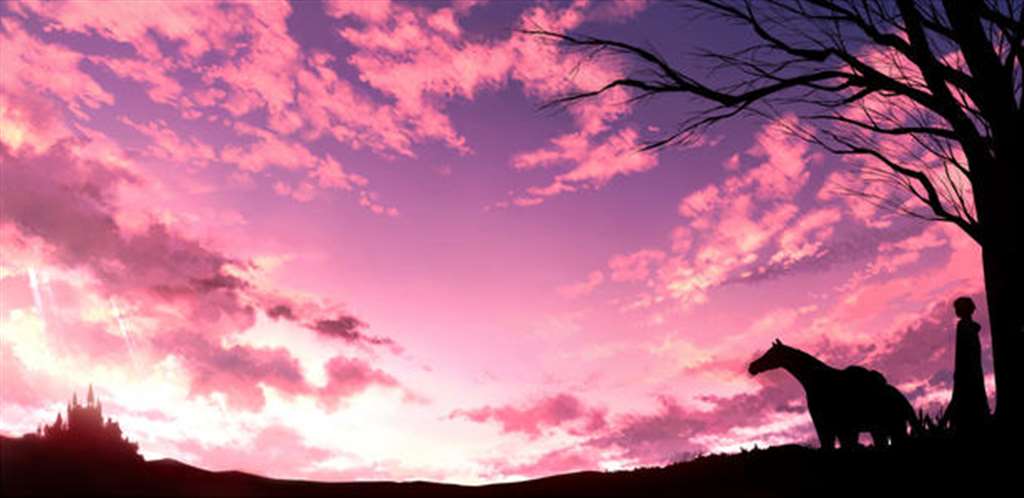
[831,366,905,429]
[841,365,888,387]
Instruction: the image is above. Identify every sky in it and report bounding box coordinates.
[0,0,993,485]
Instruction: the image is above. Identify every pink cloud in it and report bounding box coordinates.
[590,116,828,307]
[331,0,654,203]
[586,391,798,464]
[740,116,814,200]
[608,250,666,282]
[769,208,843,266]
[818,170,897,229]
[0,88,71,155]
[120,117,216,167]
[558,270,605,298]
[336,4,516,154]
[7,0,661,214]
[9,0,491,218]
[221,125,319,172]
[273,181,318,203]
[294,51,419,156]
[6,2,402,218]
[678,184,723,219]
[589,0,652,22]
[15,0,234,62]
[324,0,393,22]
[0,19,113,120]
[0,343,68,411]
[723,152,741,171]
[92,56,182,105]
[555,128,659,186]
[451,393,606,439]
[512,128,658,206]
[203,3,301,129]
[313,156,368,190]
[175,424,333,478]
[319,356,401,410]
[357,191,400,218]
[670,226,693,254]
[831,224,981,328]
[471,385,806,477]
[487,447,602,479]
[656,196,801,306]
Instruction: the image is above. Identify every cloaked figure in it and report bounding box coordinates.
[941,296,990,435]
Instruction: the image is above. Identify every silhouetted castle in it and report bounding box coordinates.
[33,385,140,460]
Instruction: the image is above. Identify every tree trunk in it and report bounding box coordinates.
[981,237,1023,429]
[976,153,1024,439]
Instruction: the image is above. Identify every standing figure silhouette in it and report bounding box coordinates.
[942,296,990,435]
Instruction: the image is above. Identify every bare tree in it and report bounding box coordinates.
[528,0,1023,433]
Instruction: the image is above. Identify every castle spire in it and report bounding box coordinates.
[87,384,94,406]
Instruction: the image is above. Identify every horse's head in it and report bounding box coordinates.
[748,339,787,376]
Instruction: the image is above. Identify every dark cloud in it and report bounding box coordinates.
[727,223,923,286]
[1,143,250,325]
[311,316,365,338]
[587,396,707,464]
[2,142,403,411]
[153,332,310,410]
[266,305,396,349]
[266,304,295,320]
[310,315,395,348]
[804,293,990,401]
[868,293,991,395]
[698,383,805,427]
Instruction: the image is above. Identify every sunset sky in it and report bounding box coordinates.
[0,0,992,484]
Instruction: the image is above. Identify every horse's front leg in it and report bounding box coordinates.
[812,416,835,450]
[817,429,836,450]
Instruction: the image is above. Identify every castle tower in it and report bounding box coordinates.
[39,386,142,461]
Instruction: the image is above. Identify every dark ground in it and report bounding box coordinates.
[0,434,1013,497]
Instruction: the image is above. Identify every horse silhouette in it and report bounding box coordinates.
[748,339,920,449]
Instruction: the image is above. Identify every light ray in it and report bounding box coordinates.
[110,298,140,371]
[26,267,46,331]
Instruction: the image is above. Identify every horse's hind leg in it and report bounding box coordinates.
[889,420,908,445]
[871,430,888,448]
[838,431,859,449]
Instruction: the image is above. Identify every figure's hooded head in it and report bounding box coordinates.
[953,296,976,319]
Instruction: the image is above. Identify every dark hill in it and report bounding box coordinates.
[0,434,1011,497]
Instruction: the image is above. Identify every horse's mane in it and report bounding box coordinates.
[779,343,831,371]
